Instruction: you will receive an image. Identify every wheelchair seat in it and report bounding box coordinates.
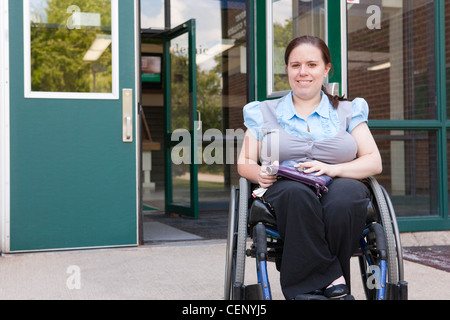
[249,196,378,230]
[248,199,277,230]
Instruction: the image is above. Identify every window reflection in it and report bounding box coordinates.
[347,0,437,120]
[141,0,164,29]
[271,0,325,93]
[29,0,112,93]
[141,0,248,201]
[374,130,439,217]
[448,131,450,215]
[446,0,450,119]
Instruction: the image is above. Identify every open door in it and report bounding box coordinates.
[163,20,199,218]
[7,0,139,252]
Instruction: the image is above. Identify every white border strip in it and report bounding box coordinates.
[0,0,11,253]
[23,0,119,100]
[134,0,141,245]
[265,0,274,98]
[340,0,348,97]
[265,0,290,98]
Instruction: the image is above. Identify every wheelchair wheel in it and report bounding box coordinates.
[367,176,398,284]
[380,184,405,282]
[224,178,249,300]
[361,177,405,299]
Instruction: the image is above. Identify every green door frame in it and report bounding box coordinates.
[326,0,344,94]
[252,0,450,232]
[163,19,199,218]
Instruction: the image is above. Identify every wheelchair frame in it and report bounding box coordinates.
[224,177,408,300]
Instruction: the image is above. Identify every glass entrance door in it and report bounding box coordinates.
[163,20,199,218]
[141,0,251,217]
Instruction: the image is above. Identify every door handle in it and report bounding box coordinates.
[123,89,133,142]
[126,116,132,140]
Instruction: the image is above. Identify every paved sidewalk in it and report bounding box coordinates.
[0,234,449,300]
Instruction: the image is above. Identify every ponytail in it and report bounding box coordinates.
[321,85,347,109]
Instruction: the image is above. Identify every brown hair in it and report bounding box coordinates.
[284,36,346,109]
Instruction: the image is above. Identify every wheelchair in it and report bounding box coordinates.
[224,176,408,300]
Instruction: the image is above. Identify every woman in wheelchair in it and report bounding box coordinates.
[237,36,383,300]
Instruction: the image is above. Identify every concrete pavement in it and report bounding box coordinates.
[0,231,449,300]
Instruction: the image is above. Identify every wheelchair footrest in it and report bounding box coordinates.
[387,281,408,300]
[232,283,264,300]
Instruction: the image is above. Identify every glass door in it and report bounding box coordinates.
[163,20,199,218]
[163,0,250,214]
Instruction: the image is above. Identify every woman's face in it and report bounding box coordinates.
[286,43,331,103]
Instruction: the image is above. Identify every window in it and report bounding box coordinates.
[268,0,326,96]
[347,0,437,120]
[374,130,439,217]
[347,0,450,227]
[141,0,165,29]
[446,0,450,119]
[448,131,450,215]
[25,0,118,99]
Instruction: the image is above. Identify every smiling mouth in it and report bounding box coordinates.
[296,80,313,85]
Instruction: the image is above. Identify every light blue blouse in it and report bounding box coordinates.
[244,91,369,142]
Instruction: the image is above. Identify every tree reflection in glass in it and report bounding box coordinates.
[30,0,112,93]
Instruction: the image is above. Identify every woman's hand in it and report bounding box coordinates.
[258,165,277,188]
[238,131,278,188]
[295,160,337,177]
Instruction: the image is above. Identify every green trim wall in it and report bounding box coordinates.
[255,0,267,102]
[326,0,342,89]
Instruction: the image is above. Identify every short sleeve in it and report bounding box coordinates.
[347,98,369,133]
[243,101,264,140]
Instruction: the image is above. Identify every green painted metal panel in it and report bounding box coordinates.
[326,0,342,91]
[398,217,450,233]
[255,0,267,101]
[8,0,138,251]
